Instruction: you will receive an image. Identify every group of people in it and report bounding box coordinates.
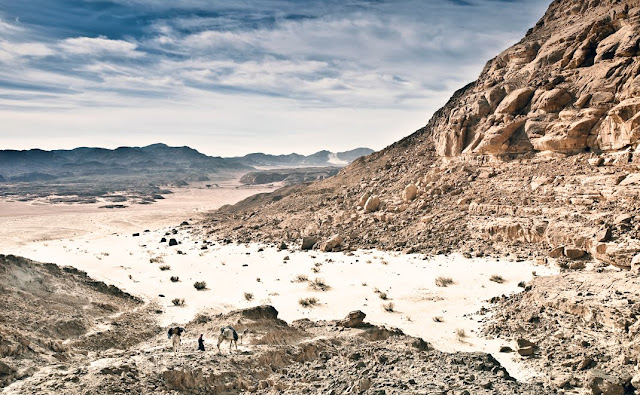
[167,325,243,353]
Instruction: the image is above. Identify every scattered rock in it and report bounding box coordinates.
[319,234,343,252]
[168,239,178,246]
[338,311,366,328]
[402,184,418,202]
[301,237,317,251]
[364,195,381,212]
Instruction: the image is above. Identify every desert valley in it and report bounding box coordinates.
[2,0,640,394]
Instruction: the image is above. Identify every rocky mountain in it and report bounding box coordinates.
[204,1,640,392]
[232,148,374,168]
[0,143,250,181]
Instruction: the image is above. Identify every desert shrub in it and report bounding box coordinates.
[193,281,207,290]
[383,302,395,312]
[159,265,171,271]
[299,297,319,308]
[150,256,164,264]
[172,298,185,306]
[456,329,467,340]
[490,275,506,284]
[311,267,320,273]
[378,291,388,300]
[194,313,211,324]
[244,292,254,301]
[435,276,454,287]
[433,316,444,323]
[293,274,308,283]
[170,276,179,282]
[517,281,526,288]
[309,278,330,291]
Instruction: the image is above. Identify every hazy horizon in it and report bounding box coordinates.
[0,0,550,157]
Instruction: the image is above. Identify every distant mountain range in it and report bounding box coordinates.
[232,148,374,168]
[0,144,373,182]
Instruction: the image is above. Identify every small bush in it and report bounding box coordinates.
[244,292,254,301]
[299,297,319,308]
[383,302,395,312]
[517,281,526,288]
[172,298,185,306]
[170,276,179,282]
[490,275,506,284]
[435,276,454,287]
[150,256,164,264]
[309,278,330,292]
[159,265,171,271]
[293,274,308,283]
[378,292,388,300]
[193,281,207,290]
[433,316,444,323]
[456,329,467,340]
[311,267,320,273]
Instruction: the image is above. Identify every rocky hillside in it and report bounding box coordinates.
[206,0,640,268]
[0,255,159,389]
[7,305,550,394]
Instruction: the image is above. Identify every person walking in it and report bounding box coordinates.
[198,334,205,351]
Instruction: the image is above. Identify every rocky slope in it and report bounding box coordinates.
[199,1,640,393]
[7,305,550,394]
[205,0,640,267]
[0,254,159,389]
[484,270,640,393]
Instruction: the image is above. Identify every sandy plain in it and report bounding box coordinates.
[0,179,557,382]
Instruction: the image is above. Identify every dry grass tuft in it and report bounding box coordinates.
[172,298,185,306]
[299,297,319,308]
[244,292,254,301]
[309,278,330,291]
[490,275,506,284]
[435,276,454,287]
[170,276,179,282]
[293,274,309,283]
[383,302,395,312]
[159,265,171,271]
[193,281,207,290]
[433,316,444,323]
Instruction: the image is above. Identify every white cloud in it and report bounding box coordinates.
[59,36,143,57]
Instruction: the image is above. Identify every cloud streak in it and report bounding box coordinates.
[0,0,551,155]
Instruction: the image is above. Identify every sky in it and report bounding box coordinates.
[0,0,550,156]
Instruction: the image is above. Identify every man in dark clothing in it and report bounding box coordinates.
[198,334,205,351]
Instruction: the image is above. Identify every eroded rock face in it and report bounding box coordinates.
[430,0,640,157]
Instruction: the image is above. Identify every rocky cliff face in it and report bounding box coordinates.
[429,0,640,157]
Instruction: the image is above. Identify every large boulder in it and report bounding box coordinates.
[495,87,535,115]
[319,234,343,252]
[357,192,370,208]
[301,237,317,251]
[338,310,366,328]
[533,88,572,113]
[364,195,381,212]
[402,184,418,202]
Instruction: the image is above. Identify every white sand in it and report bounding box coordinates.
[0,181,557,381]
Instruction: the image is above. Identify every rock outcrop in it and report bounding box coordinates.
[429,0,640,157]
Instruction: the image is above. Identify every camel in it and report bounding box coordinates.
[167,327,185,353]
[217,326,249,352]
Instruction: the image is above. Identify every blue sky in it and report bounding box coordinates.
[0,0,550,156]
